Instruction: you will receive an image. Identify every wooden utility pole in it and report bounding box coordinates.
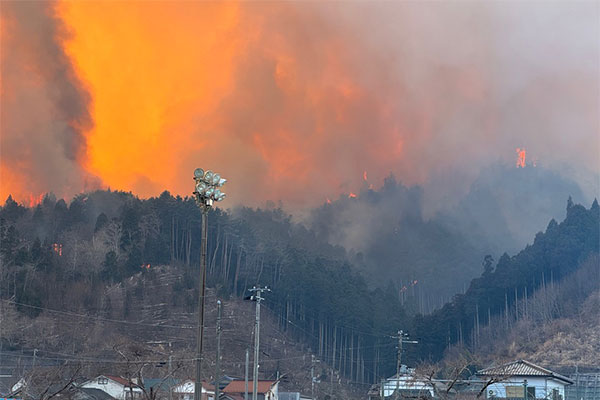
[248,286,270,400]
[392,330,418,400]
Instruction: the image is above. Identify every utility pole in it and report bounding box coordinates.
[215,300,222,400]
[245,348,249,400]
[248,286,270,400]
[392,330,418,400]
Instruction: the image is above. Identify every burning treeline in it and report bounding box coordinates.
[1,1,597,207]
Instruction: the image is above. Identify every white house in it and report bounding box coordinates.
[477,360,573,400]
[80,375,143,400]
[171,380,215,400]
[380,367,448,399]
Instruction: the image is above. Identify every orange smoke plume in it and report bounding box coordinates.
[1,2,597,206]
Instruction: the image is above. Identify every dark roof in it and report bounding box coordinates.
[477,360,574,385]
[75,387,117,400]
[144,378,180,391]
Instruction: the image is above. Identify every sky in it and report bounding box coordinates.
[1,1,598,208]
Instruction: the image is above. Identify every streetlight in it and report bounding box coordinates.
[193,168,226,400]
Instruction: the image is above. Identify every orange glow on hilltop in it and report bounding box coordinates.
[348,192,357,198]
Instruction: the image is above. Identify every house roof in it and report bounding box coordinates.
[223,380,275,394]
[222,395,244,400]
[143,378,180,391]
[477,360,574,385]
[76,387,117,400]
[81,375,141,388]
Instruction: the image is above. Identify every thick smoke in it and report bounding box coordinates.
[0,1,98,202]
[1,1,598,209]
[197,1,599,208]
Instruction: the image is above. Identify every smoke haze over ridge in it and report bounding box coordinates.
[0,1,598,208]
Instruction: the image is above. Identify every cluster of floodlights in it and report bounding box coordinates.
[193,168,226,206]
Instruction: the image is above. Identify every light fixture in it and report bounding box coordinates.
[193,168,226,208]
[211,173,221,186]
[194,168,205,180]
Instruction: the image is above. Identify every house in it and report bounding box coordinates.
[72,387,117,400]
[143,378,180,400]
[380,373,441,398]
[222,380,278,400]
[171,380,215,400]
[376,366,455,400]
[477,360,573,400]
[80,375,143,400]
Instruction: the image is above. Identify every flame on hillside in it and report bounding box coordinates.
[516,148,527,168]
[52,243,63,256]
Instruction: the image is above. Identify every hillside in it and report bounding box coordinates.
[1,191,598,390]
[413,199,599,362]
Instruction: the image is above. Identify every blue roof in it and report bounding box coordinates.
[144,378,180,391]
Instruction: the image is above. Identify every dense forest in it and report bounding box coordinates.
[0,184,598,385]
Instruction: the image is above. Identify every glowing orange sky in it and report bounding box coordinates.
[58,1,240,196]
[1,1,598,207]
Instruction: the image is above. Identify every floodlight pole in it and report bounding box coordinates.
[192,167,226,400]
[195,206,209,400]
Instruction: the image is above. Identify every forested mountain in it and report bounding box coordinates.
[413,198,599,361]
[0,189,597,385]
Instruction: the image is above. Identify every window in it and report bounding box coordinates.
[527,386,536,399]
[98,378,108,385]
[506,386,524,398]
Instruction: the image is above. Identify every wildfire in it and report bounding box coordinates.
[516,148,526,168]
[326,198,332,204]
[399,279,418,293]
[363,171,367,181]
[52,243,63,256]
[348,192,357,198]
[28,193,44,208]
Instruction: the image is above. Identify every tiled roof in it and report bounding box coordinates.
[477,360,573,384]
[223,380,275,394]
